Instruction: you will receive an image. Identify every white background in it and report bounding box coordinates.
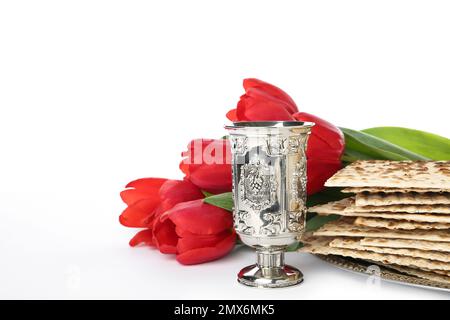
[0,0,449,299]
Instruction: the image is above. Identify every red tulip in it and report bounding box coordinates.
[119,178,168,228]
[153,199,236,265]
[243,78,298,113]
[180,139,232,194]
[119,178,204,245]
[226,78,345,195]
[227,78,298,121]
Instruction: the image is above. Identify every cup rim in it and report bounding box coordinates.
[225,121,315,129]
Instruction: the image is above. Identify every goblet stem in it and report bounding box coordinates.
[256,250,284,269]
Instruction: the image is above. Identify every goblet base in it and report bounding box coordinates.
[237,264,304,289]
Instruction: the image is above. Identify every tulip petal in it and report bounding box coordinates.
[180,139,232,193]
[237,100,295,121]
[293,112,345,159]
[158,179,204,210]
[153,219,178,254]
[181,139,230,165]
[129,229,155,247]
[307,158,342,195]
[119,198,160,228]
[226,108,238,121]
[120,189,158,206]
[176,231,236,265]
[166,200,233,235]
[243,78,298,114]
[184,164,232,194]
[175,226,197,238]
[125,178,167,191]
[236,89,296,121]
[176,231,230,253]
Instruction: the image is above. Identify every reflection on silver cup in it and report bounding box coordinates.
[226,121,314,288]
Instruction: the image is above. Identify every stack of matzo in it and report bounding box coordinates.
[301,160,450,284]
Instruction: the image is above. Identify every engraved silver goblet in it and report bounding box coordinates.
[225,121,314,288]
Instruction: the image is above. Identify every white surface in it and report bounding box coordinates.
[0,190,449,300]
[0,1,450,299]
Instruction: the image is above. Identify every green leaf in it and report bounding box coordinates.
[341,148,375,163]
[306,187,348,207]
[201,190,214,197]
[286,241,302,252]
[341,127,429,161]
[362,127,450,160]
[306,213,340,232]
[204,192,233,211]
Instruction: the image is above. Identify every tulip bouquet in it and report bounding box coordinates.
[119,79,450,265]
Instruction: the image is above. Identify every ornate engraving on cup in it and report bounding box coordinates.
[288,136,300,153]
[260,212,284,235]
[234,210,254,235]
[265,136,288,155]
[239,159,277,211]
[288,135,308,233]
[230,136,248,155]
[291,160,307,207]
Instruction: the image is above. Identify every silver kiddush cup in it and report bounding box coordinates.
[225,121,314,288]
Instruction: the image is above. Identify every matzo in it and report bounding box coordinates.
[355,191,450,206]
[300,237,450,271]
[308,197,354,213]
[354,216,450,230]
[329,237,450,262]
[342,187,450,193]
[360,238,450,253]
[309,198,450,223]
[356,203,450,214]
[325,160,450,189]
[309,197,450,214]
[317,210,450,224]
[313,218,450,242]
